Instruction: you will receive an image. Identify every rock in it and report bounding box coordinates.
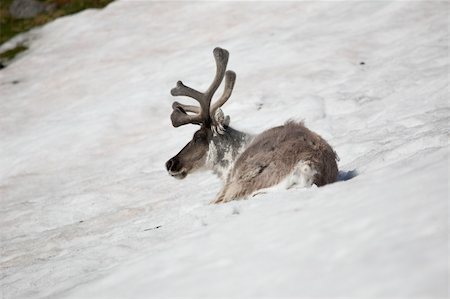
[9,0,55,19]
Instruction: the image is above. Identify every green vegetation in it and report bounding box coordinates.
[0,44,28,62]
[0,0,113,63]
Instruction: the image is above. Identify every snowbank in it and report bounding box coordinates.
[0,1,448,298]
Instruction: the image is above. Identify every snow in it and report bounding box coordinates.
[0,1,448,298]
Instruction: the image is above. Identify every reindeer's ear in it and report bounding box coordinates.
[212,108,230,135]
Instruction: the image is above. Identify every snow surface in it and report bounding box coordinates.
[0,1,448,298]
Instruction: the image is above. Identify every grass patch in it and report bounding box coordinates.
[0,0,114,62]
[0,44,28,61]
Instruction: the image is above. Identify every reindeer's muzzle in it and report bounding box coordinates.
[166,157,187,179]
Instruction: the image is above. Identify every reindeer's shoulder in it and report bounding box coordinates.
[251,120,309,143]
[235,121,306,162]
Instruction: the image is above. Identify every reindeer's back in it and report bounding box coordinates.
[230,121,338,193]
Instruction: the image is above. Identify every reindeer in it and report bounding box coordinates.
[165,48,338,203]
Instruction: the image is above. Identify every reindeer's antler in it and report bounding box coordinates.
[210,70,235,133]
[170,47,235,132]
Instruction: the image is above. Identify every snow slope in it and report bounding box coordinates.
[0,1,448,298]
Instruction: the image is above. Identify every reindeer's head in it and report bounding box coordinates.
[165,48,235,179]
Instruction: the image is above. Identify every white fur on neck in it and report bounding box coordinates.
[205,131,251,181]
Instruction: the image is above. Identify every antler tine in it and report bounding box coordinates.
[171,102,202,127]
[170,81,205,127]
[205,47,229,101]
[170,81,204,127]
[210,70,236,121]
[170,81,203,101]
[172,101,201,114]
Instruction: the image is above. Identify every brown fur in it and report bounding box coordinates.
[214,121,338,203]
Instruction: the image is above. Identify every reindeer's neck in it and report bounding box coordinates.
[206,126,253,180]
